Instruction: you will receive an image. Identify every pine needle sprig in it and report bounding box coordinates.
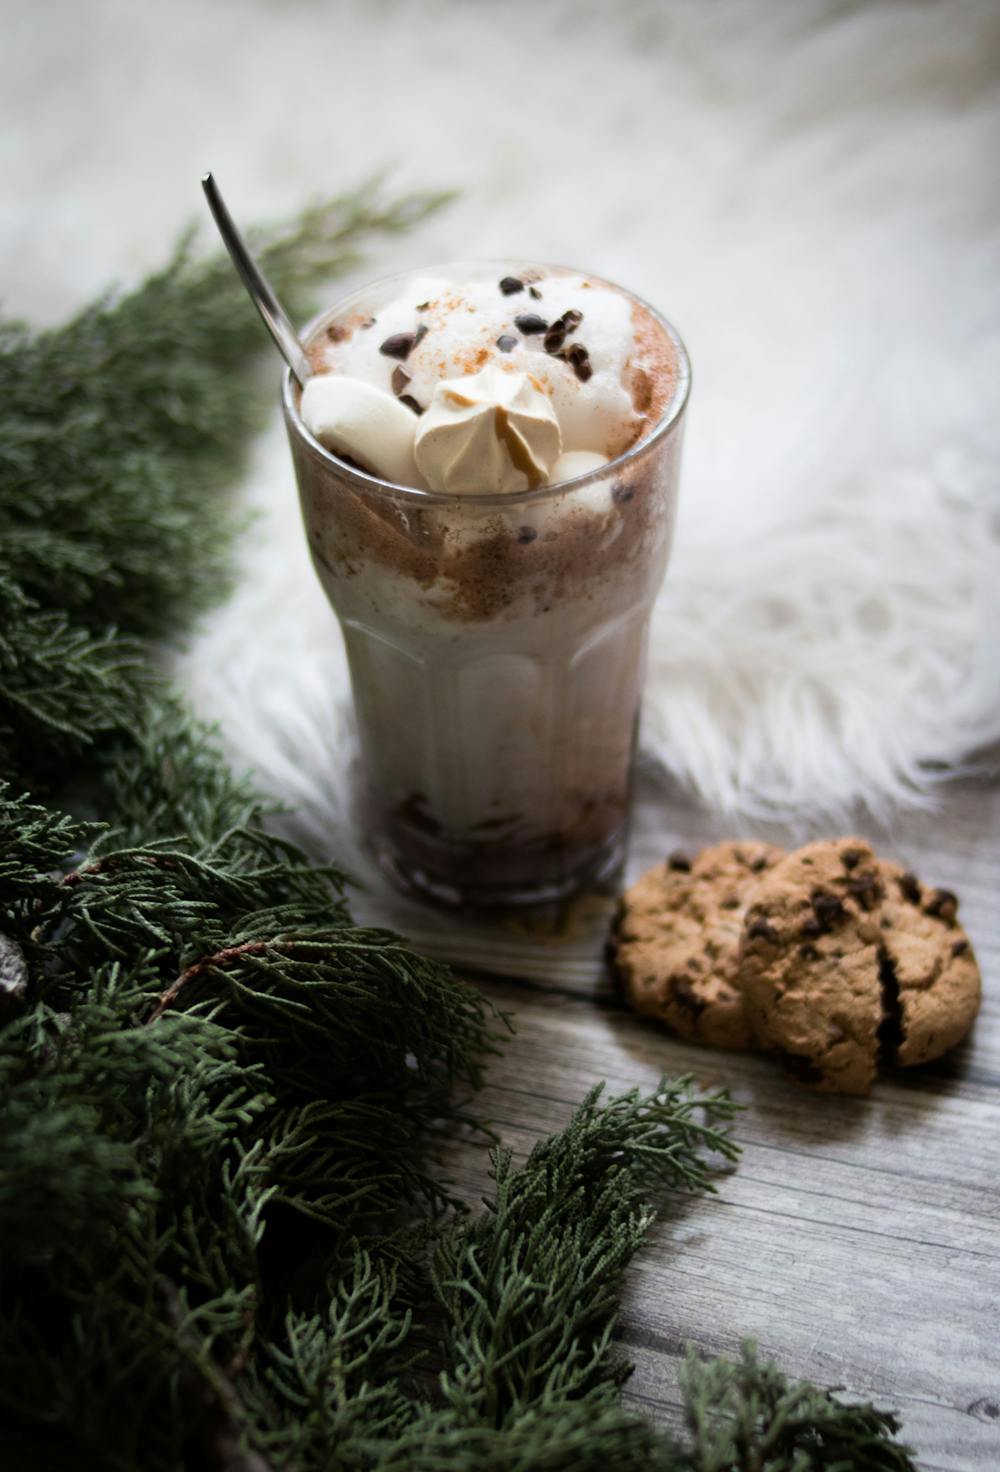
[0,176,453,645]
[677,1342,919,1471]
[0,575,152,779]
[245,1246,420,1463]
[0,177,453,795]
[430,1079,740,1431]
[0,784,99,913]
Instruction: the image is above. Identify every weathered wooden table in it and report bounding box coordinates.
[354,768,1000,1471]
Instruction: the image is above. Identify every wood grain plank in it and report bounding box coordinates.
[361,773,1000,1470]
[436,974,1000,1470]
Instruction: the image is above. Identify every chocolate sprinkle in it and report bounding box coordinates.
[543,329,566,354]
[548,308,583,338]
[398,395,423,416]
[496,334,518,353]
[514,313,548,335]
[416,300,430,311]
[391,365,411,396]
[414,322,429,348]
[379,332,416,360]
[499,276,524,295]
[529,285,542,299]
[566,342,593,382]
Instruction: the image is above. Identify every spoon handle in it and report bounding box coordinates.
[201,172,312,386]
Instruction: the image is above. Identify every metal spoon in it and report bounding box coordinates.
[201,171,312,386]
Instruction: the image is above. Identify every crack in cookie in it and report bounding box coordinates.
[739,839,981,1094]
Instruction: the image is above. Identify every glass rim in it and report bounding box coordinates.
[281,259,692,508]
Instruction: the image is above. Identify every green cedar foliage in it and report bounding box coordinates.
[0,185,917,1470]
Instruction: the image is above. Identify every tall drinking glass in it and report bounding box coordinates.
[283,263,690,907]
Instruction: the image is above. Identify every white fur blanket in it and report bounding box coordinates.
[5,0,999,856]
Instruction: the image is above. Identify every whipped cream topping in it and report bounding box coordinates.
[414,366,561,494]
[299,266,675,490]
[314,268,644,461]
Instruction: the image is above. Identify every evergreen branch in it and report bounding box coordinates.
[245,1245,420,1463]
[0,177,453,646]
[148,937,296,1022]
[158,1275,275,1472]
[431,1079,740,1432]
[677,1343,919,1471]
[0,785,99,907]
[0,576,152,782]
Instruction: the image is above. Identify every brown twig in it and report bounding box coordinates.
[146,939,284,1024]
[59,860,105,887]
[60,853,180,887]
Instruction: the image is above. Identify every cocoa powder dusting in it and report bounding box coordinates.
[298,439,665,624]
[628,300,677,427]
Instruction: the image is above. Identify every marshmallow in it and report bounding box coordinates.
[300,375,422,487]
[550,450,609,482]
[414,366,561,495]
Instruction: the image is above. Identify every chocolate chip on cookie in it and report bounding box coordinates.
[740,839,981,1094]
[610,841,785,1051]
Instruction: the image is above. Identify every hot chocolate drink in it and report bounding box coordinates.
[284,262,689,906]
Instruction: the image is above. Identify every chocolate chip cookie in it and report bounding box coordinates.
[740,838,981,1093]
[610,841,785,1050]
